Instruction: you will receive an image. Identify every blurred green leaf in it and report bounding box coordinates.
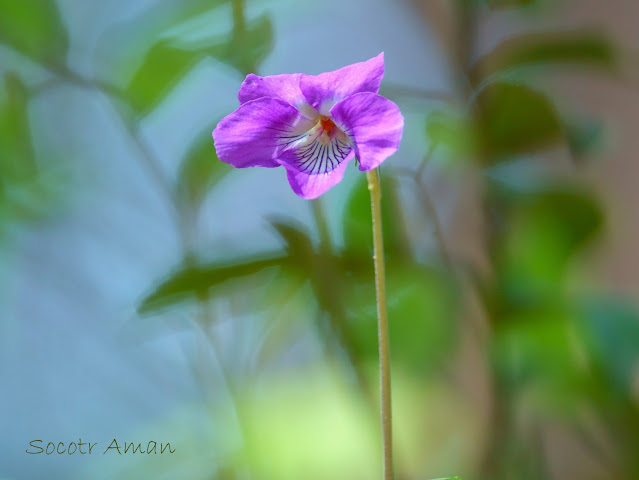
[155,4,273,75]
[0,74,33,170]
[138,253,288,314]
[177,127,231,208]
[126,41,204,114]
[0,74,65,229]
[223,13,274,75]
[343,174,410,263]
[0,0,68,64]
[345,264,458,374]
[0,166,66,228]
[342,175,372,259]
[577,298,639,395]
[475,82,563,162]
[269,220,315,263]
[484,0,538,8]
[493,307,592,411]
[497,186,603,299]
[425,109,477,159]
[472,30,616,82]
[93,0,228,83]
[125,11,273,114]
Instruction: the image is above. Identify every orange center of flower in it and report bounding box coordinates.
[320,116,335,134]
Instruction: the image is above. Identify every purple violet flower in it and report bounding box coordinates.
[212,53,404,199]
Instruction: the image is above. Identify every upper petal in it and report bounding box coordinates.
[238,73,317,119]
[213,97,316,169]
[300,53,385,116]
[330,92,404,171]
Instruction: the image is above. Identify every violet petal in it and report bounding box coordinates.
[238,73,317,119]
[331,92,404,171]
[213,97,316,168]
[280,153,353,199]
[300,53,385,116]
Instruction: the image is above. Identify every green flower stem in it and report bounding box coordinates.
[366,168,393,480]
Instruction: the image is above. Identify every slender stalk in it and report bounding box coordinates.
[366,168,393,480]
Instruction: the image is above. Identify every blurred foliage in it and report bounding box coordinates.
[470,30,617,82]
[577,298,639,398]
[127,41,207,114]
[177,123,232,209]
[447,2,639,479]
[0,74,64,235]
[345,263,457,375]
[141,173,460,381]
[0,0,67,64]
[124,0,639,477]
[2,0,639,479]
[425,108,478,160]
[0,75,33,180]
[484,0,539,8]
[343,174,412,262]
[475,82,564,162]
[494,184,603,297]
[125,11,273,115]
[223,12,274,76]
[426,81,576,165]
[138,253,287,314]
[118,3,273,114]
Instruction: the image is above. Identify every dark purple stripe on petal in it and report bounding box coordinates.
[280,129,353,176]
[280,153,353,199]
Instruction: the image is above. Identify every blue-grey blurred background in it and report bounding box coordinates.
[1,0,639,479]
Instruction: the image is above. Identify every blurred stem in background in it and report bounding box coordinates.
[452,1,535,478]
[366,168,394,480]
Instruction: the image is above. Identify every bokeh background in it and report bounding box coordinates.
[1,0,639,479]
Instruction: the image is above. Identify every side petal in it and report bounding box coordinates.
[238,73,318,119]
[213,98,316,168]
[330,92,404,171]
[300,53,385,116]
[281,153,352,199]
